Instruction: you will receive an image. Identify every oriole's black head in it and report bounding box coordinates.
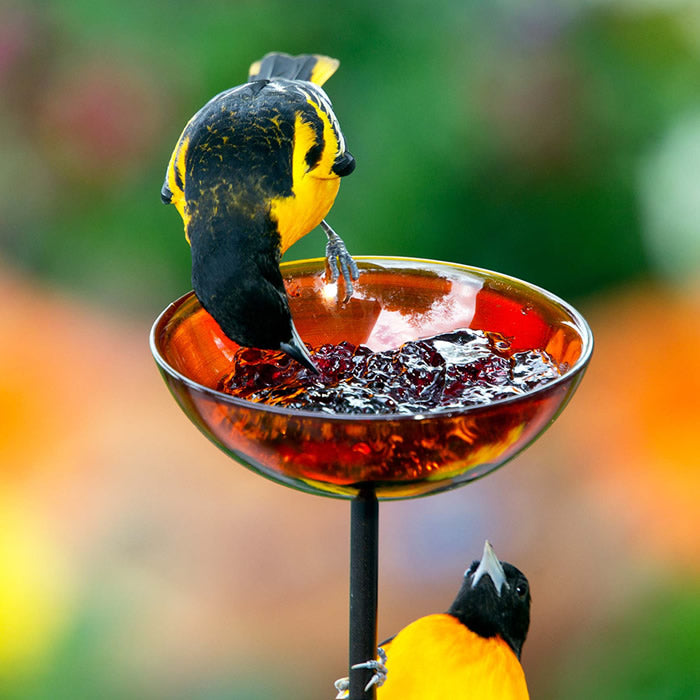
[447,541,531,659]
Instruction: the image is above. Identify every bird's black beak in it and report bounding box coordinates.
[280,323,319,374]
[471,540,508,596]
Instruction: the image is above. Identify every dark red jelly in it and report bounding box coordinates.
[218,329,564,415]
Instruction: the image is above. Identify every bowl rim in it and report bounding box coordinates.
[149,256,594,422]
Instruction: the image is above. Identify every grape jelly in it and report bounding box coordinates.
[219,329,564,415]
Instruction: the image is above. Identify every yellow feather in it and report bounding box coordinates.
[248,58,262,79]
[165,133,192,241]
[377,615,529,700]
[309,55,340,86]
[269,106,341,253]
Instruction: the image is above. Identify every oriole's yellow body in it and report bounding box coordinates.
[378,614,529,700]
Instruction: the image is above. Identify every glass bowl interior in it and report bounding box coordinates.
[151,257,593,500]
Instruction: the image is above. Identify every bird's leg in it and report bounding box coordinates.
[333,648,387,698]
[321,219,359,303]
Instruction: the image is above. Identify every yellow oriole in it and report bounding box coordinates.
[161,52,356,371]
[336,541,531,699]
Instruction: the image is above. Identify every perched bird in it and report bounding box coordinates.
[161,52,357,372]
[336,541,531,699]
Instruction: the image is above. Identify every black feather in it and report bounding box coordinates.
[249,52,319,82]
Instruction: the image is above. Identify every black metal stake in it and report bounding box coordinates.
[348,486,379,700]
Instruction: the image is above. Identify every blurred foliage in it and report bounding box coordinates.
[1,0,699,318]
[545,580,700,699]
[4,601,296,700]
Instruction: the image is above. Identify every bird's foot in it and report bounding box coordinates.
[321,220,359,303]
[333,678,349,699]
[333,648,387,698]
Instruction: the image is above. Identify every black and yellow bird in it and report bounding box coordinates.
[336,541,531,699]
[161,52,357,371]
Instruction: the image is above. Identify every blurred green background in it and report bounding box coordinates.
[1,0,699,698]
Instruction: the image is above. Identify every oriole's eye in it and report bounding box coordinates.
[515,581,528,599]
[464,561,479,577]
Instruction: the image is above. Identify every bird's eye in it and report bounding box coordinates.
[515,581,528,599]
[464,561,479,577]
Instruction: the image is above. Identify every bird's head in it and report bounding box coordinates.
[448,541,531,659]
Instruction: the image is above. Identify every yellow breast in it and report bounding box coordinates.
[378,614,529,700]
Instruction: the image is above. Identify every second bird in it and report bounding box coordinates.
[161,52,357,371]
[337,541,532,699]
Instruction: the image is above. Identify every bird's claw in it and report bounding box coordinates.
[321,219,359,303]
[354,657,388,692]
[333,648,387,698]
[333,677,349,699]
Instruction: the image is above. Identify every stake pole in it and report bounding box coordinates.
[348,486,379,700]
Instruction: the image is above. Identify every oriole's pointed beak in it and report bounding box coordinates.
[471,540,508,596]
[280,323,319,374]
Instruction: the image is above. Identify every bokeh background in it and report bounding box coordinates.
[1,0,699,698]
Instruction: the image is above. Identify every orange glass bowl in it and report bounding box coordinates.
[150,257,593,500]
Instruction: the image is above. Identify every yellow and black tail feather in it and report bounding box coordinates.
[248,52,339,86]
